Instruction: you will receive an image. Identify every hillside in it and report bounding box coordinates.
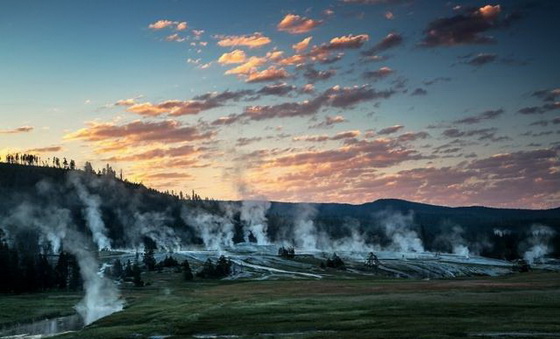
[1,162,559,259]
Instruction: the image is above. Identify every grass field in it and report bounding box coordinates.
[2,270,560,338]
[47,270,560,338]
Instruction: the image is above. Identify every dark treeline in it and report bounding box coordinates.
[0,238,82,294]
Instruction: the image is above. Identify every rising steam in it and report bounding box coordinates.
[523,224,556,264]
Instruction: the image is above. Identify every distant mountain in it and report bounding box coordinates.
[269,198,560,231]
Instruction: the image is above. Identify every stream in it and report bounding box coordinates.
[0,314,83,338]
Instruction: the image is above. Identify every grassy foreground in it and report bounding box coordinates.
[0,292,81,329]
[2,271,559,338]
[59,271,560,338]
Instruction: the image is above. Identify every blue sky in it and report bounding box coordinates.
[1,0,559,208]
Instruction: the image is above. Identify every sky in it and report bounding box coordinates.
[1,0,559,209]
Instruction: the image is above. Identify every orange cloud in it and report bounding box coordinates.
[246,67,289,83]
[278,54,306,66]
[266,50,284,61]
[218,49,247,64]
[277,14,322,34]
[224,56,267,75]
[65,120,215,150]
[176,21,188,31]
[327,34,369,49]
[148,20,175,30]
[478,5,501,19]
[126,102,169,116]
[217,33,271,48]
[292,37,312,52]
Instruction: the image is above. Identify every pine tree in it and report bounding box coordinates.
[55,251,69,290]
[143,248,156,271]
[182,260,193,281]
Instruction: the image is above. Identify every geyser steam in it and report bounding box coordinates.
[1,178,123,325]
[376,211,424,253]
[523,224,556,264]
[69,173,112,250]
[240,200,271,245]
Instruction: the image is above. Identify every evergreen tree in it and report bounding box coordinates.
[131,262,144,287]
[68,256,82,291]
[55,251,69,290]
[111,259,124,279]
[124,260,133,278]
[143,248,156,271]
[215,255,232,277]
[182,259,193,281]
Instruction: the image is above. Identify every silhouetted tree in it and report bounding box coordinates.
[143,248,156,271]
[182,259,193,281]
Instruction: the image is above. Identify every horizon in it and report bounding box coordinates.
[1,0,559,209]
[1,160,558,211]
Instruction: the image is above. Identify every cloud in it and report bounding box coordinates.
[363,66,394,81]
[115,98,137,106]
[0,126,34,134]
[165,33,185,42]
[266,50,285,61]
[397,131,430,142]
[102,144,201,162]
[378,125,404,135]
[239,85,393,123]
[278,54,307,66]
[331,130,360,140]
[518,102,560,115]
[362,32,403,56]
[532,88,560,102]
[423,77,452,86]
[419,5,512,47]
[176,22,187,31]
[236,137,263,147]
[303,66,336,82]
[463,53,497,66]
[242,97,326,121]
[411,88,428,96]
[148,20,175,30]
[25,146,63,153]
[218,49,247,64]
[293,37,313,52]
[224,56,267,75]
[122,90,253,117]
[442,127,507,142]
[454,109,504,124]
[293,134,330,142]
[301,84,315,94]
[257,83,295,96]
[246,67,289,83]
[217,33,271,48]
[324,34,369,50]
[327,85,394,108]
[127,100,220,117]
[309,115,347,129]
[65,120,215,150]
[277,14,322,34]
[270,137,422,169]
